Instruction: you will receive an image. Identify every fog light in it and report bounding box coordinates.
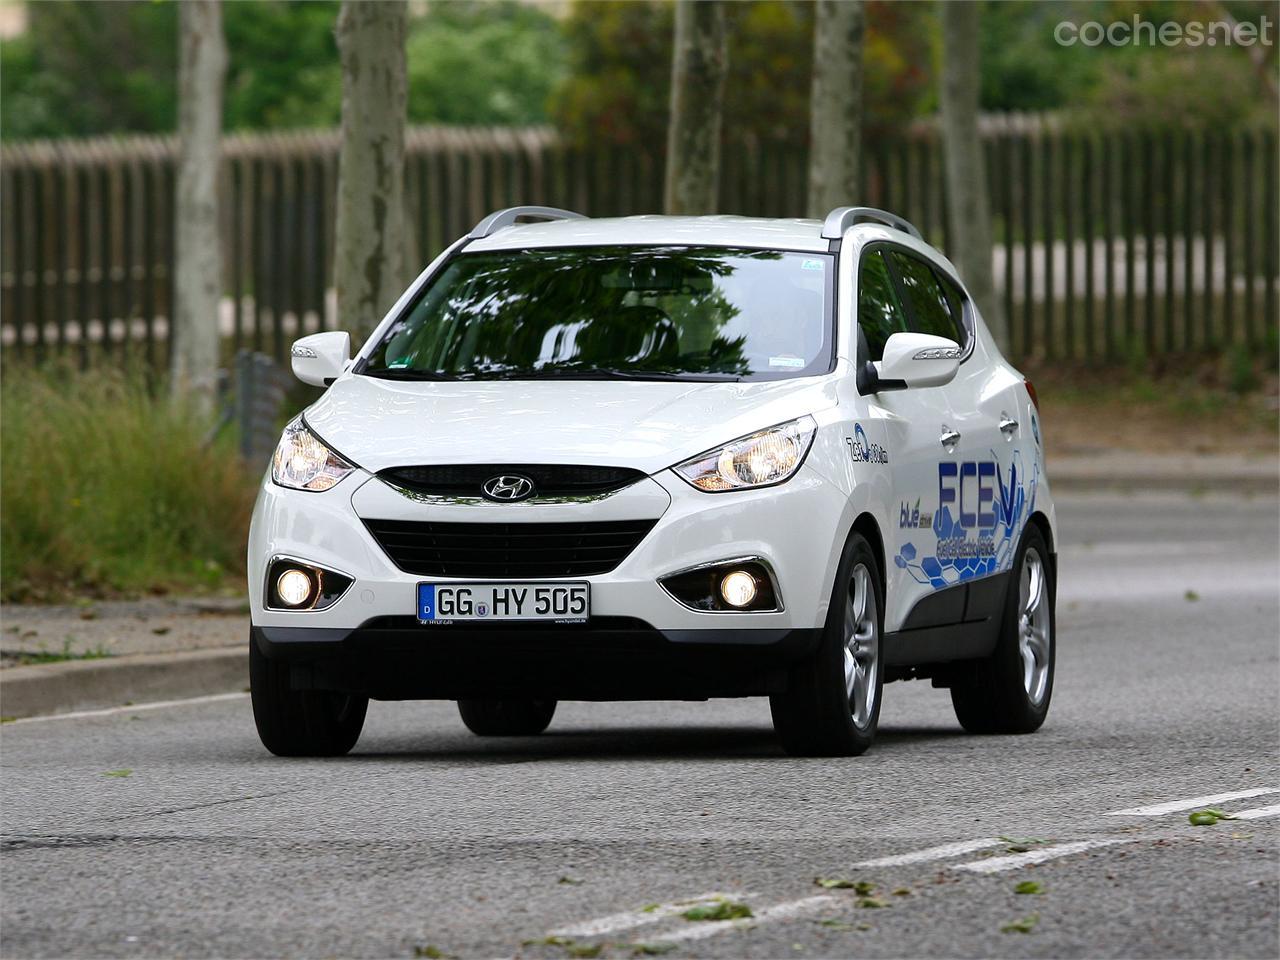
[276,568,313,607]
[720,570,758,608]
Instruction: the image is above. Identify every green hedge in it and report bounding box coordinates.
[1,368,257,602]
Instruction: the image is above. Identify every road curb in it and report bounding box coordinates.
[0,647,247,720]
[1047,456,1278,494]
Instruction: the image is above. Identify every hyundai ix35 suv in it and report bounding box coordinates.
[249,205,1057,757]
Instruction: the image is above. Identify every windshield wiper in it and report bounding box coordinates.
[480,366,741,382]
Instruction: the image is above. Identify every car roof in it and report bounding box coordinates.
[463,214,835,254]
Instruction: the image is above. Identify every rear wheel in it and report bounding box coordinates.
[951,524,1055,734]
[458,698,557,736]
[249,634,367,757]
[770,533,884,757]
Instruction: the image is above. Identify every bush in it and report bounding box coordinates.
[0,367,257,602]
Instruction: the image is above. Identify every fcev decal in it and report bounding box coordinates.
[895,452,1037,590]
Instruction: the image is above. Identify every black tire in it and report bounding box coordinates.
[951,524,1055,734]
[249,634,367,757]
[457,698,557,736]
[770,532,885,757]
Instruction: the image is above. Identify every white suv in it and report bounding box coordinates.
[249,206,1057,758]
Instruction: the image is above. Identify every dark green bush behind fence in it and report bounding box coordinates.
[2,115,1276,367]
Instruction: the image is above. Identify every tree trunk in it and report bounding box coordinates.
[334,0,408,337]
[807,0,864,218]
[171,0,226,414]
[663,0,728,215]
[939,0,1007,352]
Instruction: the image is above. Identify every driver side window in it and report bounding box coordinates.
[856,249,908,363]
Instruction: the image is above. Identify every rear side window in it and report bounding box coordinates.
[888,251,966,346]
[856,250,908,362]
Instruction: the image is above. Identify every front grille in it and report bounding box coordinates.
[380,464,646,499]
[362,519,658,578]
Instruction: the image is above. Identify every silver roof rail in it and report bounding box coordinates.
[821,206,922,241]
[468,206,587,240]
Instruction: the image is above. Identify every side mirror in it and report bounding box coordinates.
[290,331,351,387]
[874,332,961,390]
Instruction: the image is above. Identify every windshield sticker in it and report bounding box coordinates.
[895,451,1038,590]
[768,355,806,368]
[388,355,413,368]
[801,258,824,271]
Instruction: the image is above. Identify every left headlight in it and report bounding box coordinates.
[271,419,355,492]
[673,416,817,492]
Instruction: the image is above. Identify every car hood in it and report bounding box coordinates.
[304,373,839,475]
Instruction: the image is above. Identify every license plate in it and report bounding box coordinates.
[416,582,590,624]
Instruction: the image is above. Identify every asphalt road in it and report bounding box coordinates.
[3,491,1278,959]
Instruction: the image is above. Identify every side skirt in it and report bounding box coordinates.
[884,570,1012,669]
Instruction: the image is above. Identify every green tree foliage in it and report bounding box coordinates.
[1,1,178,139]
[223,0,343,131]
[976,0,1099,112]
[553,0,933,147]
[977,0,1278,127]
[0,0,563,141]
[406,2,565,125]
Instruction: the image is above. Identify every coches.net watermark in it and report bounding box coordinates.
[1055,15,1274,48]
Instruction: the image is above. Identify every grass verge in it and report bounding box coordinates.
[1,365,257,602]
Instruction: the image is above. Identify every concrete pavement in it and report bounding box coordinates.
[1,490,1277,958]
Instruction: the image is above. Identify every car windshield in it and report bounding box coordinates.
[359,245,834,382]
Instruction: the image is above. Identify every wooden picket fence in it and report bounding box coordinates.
[2,116,1276,368]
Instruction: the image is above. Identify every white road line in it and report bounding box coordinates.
[1228,804,1280,821]
[955,838,1133,874]
[1106,788,1280,817]
[550,892,747,938]
[640,895,836,945]
[4,692,249,725]
[852,837,1005,868]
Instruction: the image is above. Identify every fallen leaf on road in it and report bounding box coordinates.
[412,946,455,959]
[521,936,572,948]
[855,897,887,909]
[631,944,676,956]
[558,876,584,885]
[103,769,132,778]
[681,900,752,922]
[1001,914,1039,934]
[1189,808,1236,826]
[1014,881,1044,895]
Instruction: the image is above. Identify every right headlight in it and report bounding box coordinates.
[271,418,355,492]
[673,416,817,492]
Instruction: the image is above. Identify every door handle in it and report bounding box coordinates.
[940,427,961,448]
[999,414,1019,436]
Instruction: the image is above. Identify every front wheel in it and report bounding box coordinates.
[457,698,557,736]
[249,634,367,757]
[950,524,1055,734]
[770,533,884,757]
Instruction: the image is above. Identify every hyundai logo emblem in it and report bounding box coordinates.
[481,474,535,502]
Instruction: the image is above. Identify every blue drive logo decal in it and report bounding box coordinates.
[895,451,1038,590]
[417,584,436,620]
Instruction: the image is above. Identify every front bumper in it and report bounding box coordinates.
[252,621,823,700]
[248,462,854,638]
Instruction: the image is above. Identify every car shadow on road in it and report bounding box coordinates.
[343,723,969,762]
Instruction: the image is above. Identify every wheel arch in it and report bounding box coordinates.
[1024,514,1054,560]
[1027,510,1056,574]
[850,511,887,586]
